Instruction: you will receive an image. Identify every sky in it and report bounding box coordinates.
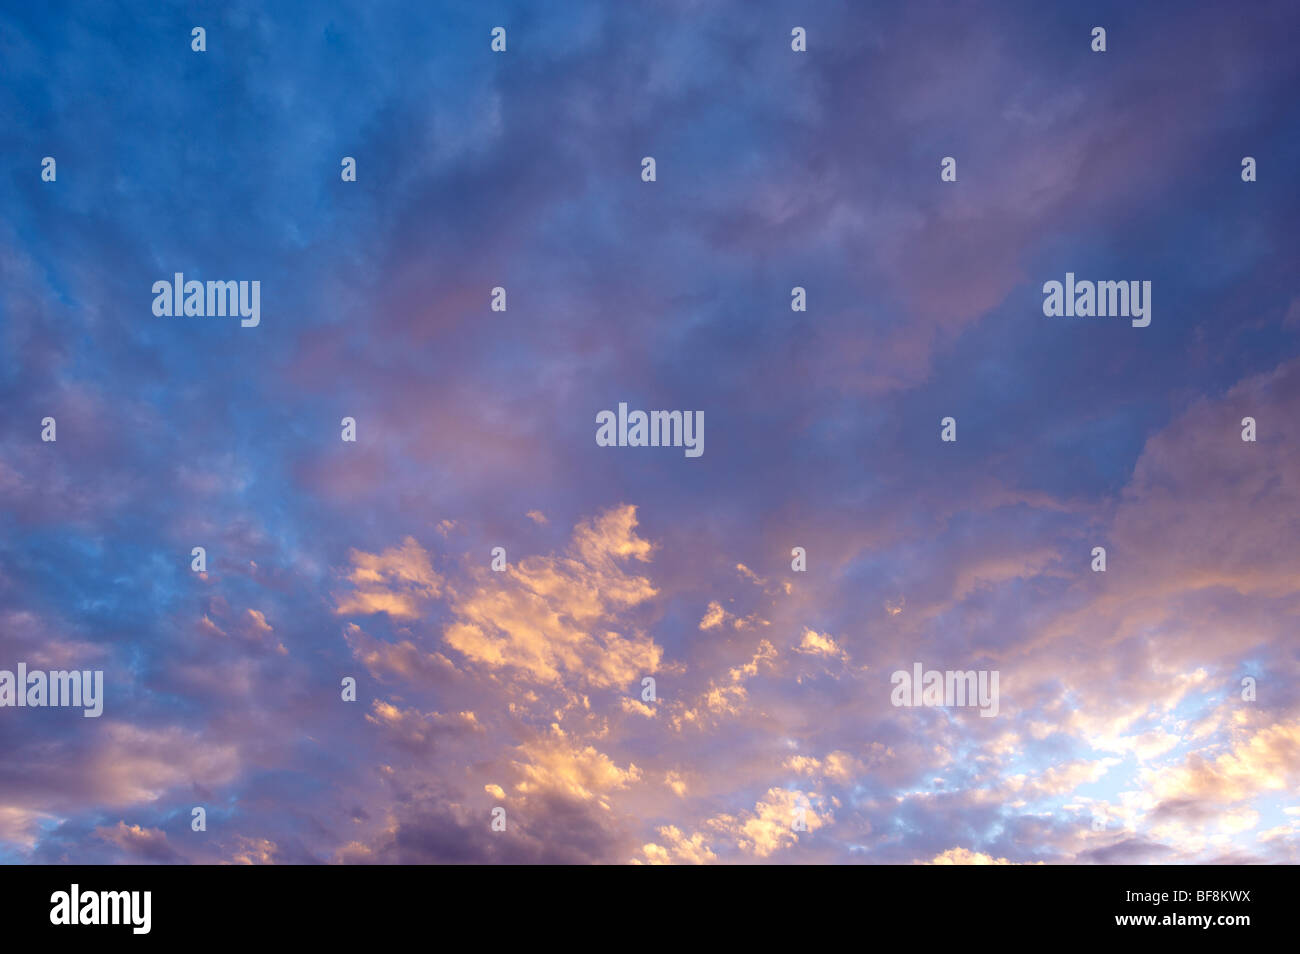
[0,0,1298,864]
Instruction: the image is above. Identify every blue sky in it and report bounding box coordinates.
[1,0,1298,864]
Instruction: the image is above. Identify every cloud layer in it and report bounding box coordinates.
[1,0,1298,864]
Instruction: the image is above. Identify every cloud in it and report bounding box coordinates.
[1143,721,1300,806]
[638,825,717,865]
[93,821,185,863]
[795,628,849,662]
[924,847,1031,865]
[228,837,279,866]
[707,788,828,859]
[513,725,641,808]
[335,537,444,620]
[365,701,480,754]
[699,601,727,630]
[0,806,55,851]
[443,505,662,689]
